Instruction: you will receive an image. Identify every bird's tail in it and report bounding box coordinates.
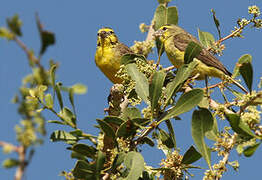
[227,76,248,94]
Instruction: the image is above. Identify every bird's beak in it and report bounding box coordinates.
[99,31,108,39]
[153,29,164,38]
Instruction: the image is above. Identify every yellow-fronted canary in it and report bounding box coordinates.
[95,27,132,83]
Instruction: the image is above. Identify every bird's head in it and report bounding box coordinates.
[154,24,179,42]
[97,27,119,47]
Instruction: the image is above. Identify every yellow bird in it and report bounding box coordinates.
[95,27,133,83]
[154,24,247,93]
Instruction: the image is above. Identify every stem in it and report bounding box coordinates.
[13,36,43,69]
[14,146,26,180]
[37,98,65,122]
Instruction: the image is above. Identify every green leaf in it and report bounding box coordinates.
[233,54,252,78]
[154,4,166,31]
[239,62,253,93]
[47,120,66,125]
[191,108,213,169]
[167,6,178,25]
[154,5,178,30]
[197,29,215,48]
[96,151,106,173]
[205,116,219,141]
[149,71,166,113]
[96,119,116,140]
[243,143,261,157]
[116,120,137,138]
[0,27,14,40]
[157,0,171,4]
[160,88,204,123]
[159,129,174,149]
[50,65,57,87]
[165,61,198,105]
[153,4,178,56]
[225,113,254,138]
[184,41,202,64]
[72,160,95,179]
[132,118,151,126]
[45,93,53,108]
[140,136,155,147]
[71,151,86,160]
[103,116,125,126]
[55,83,63,110]
[111,152,126,172]
[36,14,55,55]
[50,130,78,144]
[124,152,144,180]
[121,107,142,121]
[2,158,19,169]
[165,120,176,149]
[182,146,202,164]
[7,14,22,36]
[69,88,76,116]
[71,83,87,94]
[155,38,165,56]
[126,63,149,104]
[71,143,97,159]
[60,107,76,128]
[121,53,147,65]
[211,9,221,39]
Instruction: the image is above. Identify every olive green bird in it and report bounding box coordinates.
[154,24,247,93]
[95,27,133,84]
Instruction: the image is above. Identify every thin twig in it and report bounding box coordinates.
[0,141,19,152]
[14,146,27,180]
[13,36,43,69]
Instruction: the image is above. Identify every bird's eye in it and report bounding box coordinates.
[162,27,167,31]
[109,31,114,34]
[97,33,100,36]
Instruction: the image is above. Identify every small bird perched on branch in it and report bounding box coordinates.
[154,24,247,93]
[95,27,133,83]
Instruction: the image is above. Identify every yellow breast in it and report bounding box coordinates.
[164,38,225,80]
[95,46,122,84]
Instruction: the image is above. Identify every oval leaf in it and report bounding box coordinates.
[239,62,253,93]
[167,6,178,25]
[165,61,198,105]
[225,113,255,138]
[160,88,204,122]
[232,54,252,78]
[71,143,97,159]
[124,152,144,180]
[197,29,215,48]
[96,119,116,140]
[149,71,166,113]
[153,4,166,31]
[243,143,261,157]
[184,41,202,64]
[182,146,202,164]
[121,53,146,65]
[126,63,149,104]
[72,83,87,94]
[50,130,78,144]
[191,108,213,169]
[96,151,106,173]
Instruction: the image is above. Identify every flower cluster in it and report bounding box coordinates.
[130,40,155,57]
[160,150,184,180]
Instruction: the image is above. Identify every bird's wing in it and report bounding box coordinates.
[173,33,231,76]
[117,43,133,55]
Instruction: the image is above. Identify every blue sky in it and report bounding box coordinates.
[0,0,261,179]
